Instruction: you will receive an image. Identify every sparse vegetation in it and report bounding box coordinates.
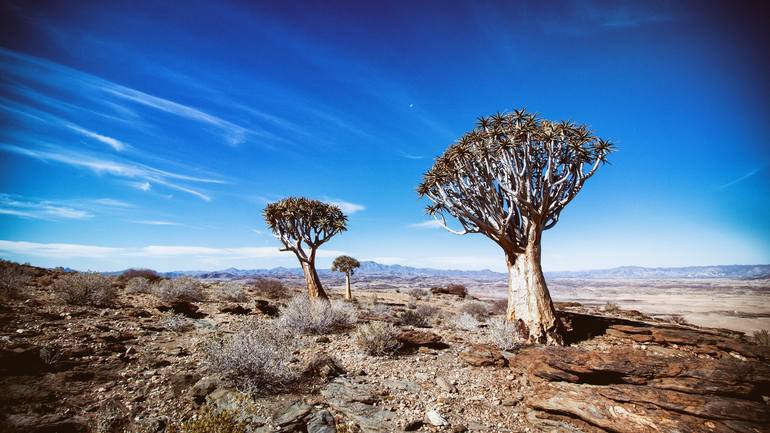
[407,288,429,300]
[453,312,480,331]
[53,272,118,307]
[0,259,31,299]
[459,301,489,319]
[486,317,521,351]
[753,329,770,346]
[119,268,163,283]
[174,404,247,433]
[125,276,152,294]
[603,302,621,313]
[219,281,247,302]
[154,276,204,303]
[354,321,402,356]
[204,319,298,393]
[279,294,357,335]
[400,304,438,327]
[487,299,507,315]
[250,278,286,299]
[160,313,195,332]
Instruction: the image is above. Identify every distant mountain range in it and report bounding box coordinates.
[138,262,770,280]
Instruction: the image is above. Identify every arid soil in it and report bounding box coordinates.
[1,265,769,433]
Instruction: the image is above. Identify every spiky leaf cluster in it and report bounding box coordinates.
[418,108,614,253]
[263,197,347,261]
[331,255,361,275]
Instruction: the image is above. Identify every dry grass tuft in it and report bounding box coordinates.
[354,321,402,356]
[279,295,357,335]
[204,319,298,393]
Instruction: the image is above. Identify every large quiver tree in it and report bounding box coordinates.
[417,109,614,344]
[331,255,360,300]
[264,197,347,299]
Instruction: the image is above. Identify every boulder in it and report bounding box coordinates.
[459,344,507,367]
[306,410,336,433]
[397,330,448,351]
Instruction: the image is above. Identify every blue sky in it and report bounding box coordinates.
[1,0,768,272]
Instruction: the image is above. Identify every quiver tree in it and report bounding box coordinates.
[331,255,360,300]
[417,109,614,344]
[264,197,347,299]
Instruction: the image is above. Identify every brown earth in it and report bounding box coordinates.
[0,263,768,432]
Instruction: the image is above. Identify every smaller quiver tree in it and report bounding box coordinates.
[331,255,361,300]
[264,197,347,299]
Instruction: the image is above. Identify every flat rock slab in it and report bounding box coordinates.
[320,378,395,433]
[515,343,770,433]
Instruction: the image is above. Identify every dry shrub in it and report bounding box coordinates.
[53,272,117,307]
[125,277,152,294]
[154,276,204,303]
[160,313,195,332]
[400,304,438,327]
[487,299,507,315]
[369,302,391,318]
[0,259,31,299]
[603,302,620,313]
[407,288,429,300]
[459,301,489,319]
[250,278,286,299]
[486,317,522,351]
[119,268,162,283]
[452,312,480,331]
[204,319,298,393]
[753,329,770,346]
[446,283,468,297]
[354,322,402,356]
[279,295,357,335]
[219,281,247,302]
[174,405,247,433]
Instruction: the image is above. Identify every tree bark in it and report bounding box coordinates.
[344,273,352,300]
[505,238,563,345]
[301,260,328,299]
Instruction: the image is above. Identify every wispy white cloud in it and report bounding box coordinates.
[126,220,185,226]
[719,168,761,190]
[0,240,344,260]
[408,220,443,229]
[0,47,262,147]
[399,152,424,160]
[325,199,366,214]
[0,143,223,201]
[0,194,93,220]
[92,198,133,207]
[65,124,127,151]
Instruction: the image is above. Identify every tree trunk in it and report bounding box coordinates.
[505,239,563,345]
[301,261,328,300]
[344,273,352,300]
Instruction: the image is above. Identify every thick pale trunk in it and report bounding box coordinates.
[344,274,352,300]
[505,241,563,345]
[301,261,328,299]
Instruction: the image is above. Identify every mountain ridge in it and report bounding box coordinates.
[111,261,770,280]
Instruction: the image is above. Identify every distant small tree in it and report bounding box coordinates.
[418,108,614,344]
[331,255,360,300]
[263,197,347,299]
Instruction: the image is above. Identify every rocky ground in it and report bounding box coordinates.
[1,263,769,433]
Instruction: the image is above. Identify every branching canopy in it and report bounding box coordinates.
[418,108,615,254]
[264,197,347,262]
[331,255,361,275]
